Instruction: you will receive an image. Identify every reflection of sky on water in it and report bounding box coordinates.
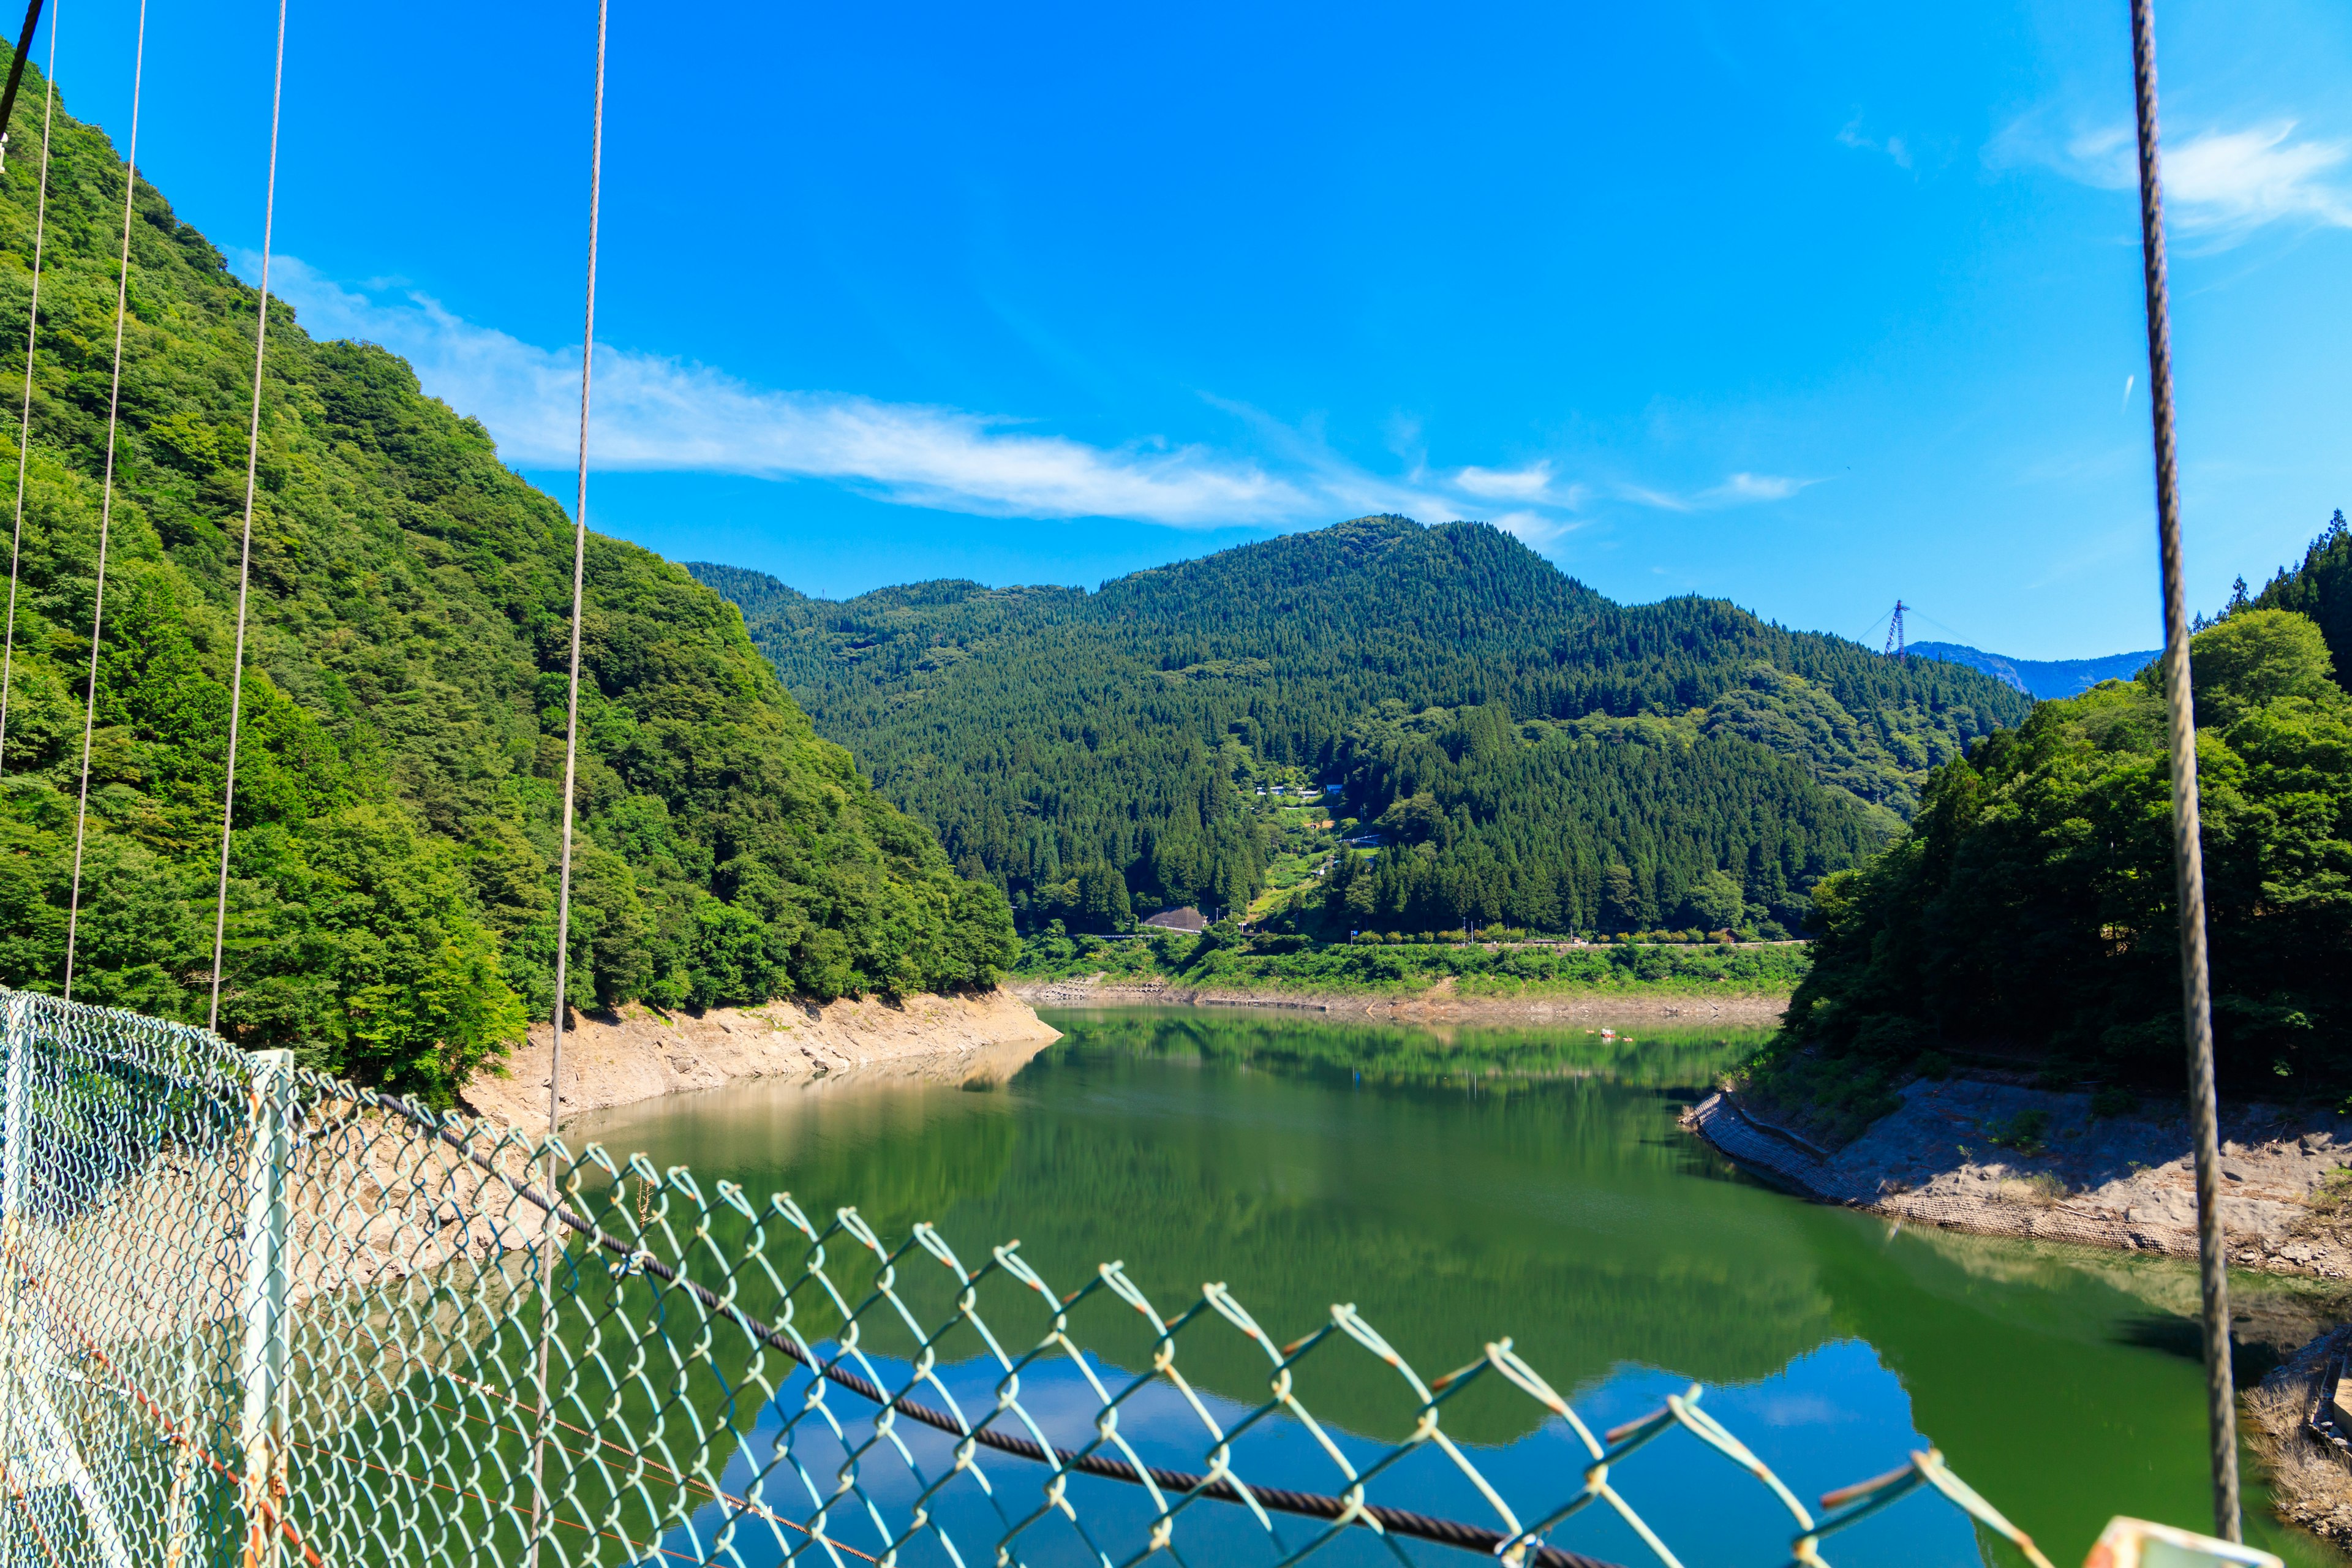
[654,1336,1986,1567]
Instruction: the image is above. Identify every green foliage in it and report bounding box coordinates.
[1012,929,1812,998]
[0,69,1011,1096]
[1773,605,2352,1096]
[694,516,2026,937]
[1292,697,1890,937]
[1985,1109,2051,1157]
[2188,608,2334,725]
[2244,510,2351,693]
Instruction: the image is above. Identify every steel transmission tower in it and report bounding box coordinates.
[1883,600,1907,662]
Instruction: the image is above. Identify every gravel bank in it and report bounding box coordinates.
[1685,1077,2352,1277]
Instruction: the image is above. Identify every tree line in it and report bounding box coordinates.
[0,68,1012,1099]
[1771,512,2352,1108]
[698,514,2029,935]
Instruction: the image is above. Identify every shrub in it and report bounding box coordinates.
[1986,1109,2052,1157]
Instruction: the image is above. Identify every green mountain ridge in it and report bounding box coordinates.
[1773,512,2352,1106]
[691,517,2033,937]
[0,67,1011,1096]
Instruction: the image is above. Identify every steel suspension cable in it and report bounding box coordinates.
[0,0,58,778]
[527,2,608,1561]
[206,0,290,1033]
[60,0,145,1003]
[2125,0,2237,1542]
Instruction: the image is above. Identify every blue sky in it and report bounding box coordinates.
[42,0,2352,657]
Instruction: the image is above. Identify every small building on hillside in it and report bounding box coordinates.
[1144,906,1207,932]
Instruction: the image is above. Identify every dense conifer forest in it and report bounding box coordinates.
[0,73,1013,1096]
[1770,514,2352,1119]
[695,516,2031,937]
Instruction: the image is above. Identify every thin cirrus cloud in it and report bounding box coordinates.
[247,254,1804,538]
[1614,472,1816,512]
[1836,113,1914,172]
[1991,113,2352,244]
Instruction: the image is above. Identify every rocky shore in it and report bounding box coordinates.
[459,987,1062,1129]
[1684,1077,2352,1276]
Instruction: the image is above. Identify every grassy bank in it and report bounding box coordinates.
[1011,929,1809,1000]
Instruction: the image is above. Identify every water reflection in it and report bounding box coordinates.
[572,1008,2346,1567]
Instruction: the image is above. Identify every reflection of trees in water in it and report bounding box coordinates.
[1864,1220,2352,1365]
[528,1026,2352,1567]
[930,1080,1834,1443]
[1054,1008,1767,1093]
[620,1039,1838,1446]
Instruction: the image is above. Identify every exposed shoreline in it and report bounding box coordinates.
[1689,1076,2352,1544]
[1011,973,1790,1023]
[2248,1325,2352,1546]
[1684,1077,2352,1278]
[458,987,1063,1129]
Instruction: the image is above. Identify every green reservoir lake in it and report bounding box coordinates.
[570,1007,2347,1568]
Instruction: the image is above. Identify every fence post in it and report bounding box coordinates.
[0,995,130,1568]
[239,1049,293,1568]
[1,993,24,1232]
[0,990,28,1561]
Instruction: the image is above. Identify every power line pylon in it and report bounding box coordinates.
[1883,600,1907,662]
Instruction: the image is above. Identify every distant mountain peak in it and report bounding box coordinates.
[1907,641,2158,700]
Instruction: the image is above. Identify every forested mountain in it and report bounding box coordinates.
[1776,581,2352,1106]
[0,69,1012,1096]
[1907,641,2160,700]
[693,516,2031,937]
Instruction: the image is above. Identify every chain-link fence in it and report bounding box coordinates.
[0,987,2059,1568]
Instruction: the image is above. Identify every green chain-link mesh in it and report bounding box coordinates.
[0,989,2057,1568]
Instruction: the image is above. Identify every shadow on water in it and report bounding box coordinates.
[566,1007,2350,1568]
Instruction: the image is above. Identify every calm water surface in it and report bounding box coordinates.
[573,1008,2345,1568]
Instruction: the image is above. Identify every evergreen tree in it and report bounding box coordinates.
[695,516,2028,933]
[0,66,1014,1096]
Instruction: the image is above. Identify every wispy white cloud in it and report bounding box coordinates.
[1990,114,2352,244]
[246,254,1807,540]
[1837,113,1913,172]
[258,255,1319,527]
[1616,472,1817,512]
[1452,461,1563,502]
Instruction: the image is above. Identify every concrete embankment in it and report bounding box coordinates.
[1685,1078,2352,1278]
[1011,973,1789,1024]
[460,987,1062,1129]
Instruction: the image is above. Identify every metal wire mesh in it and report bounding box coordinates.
[0,987,2060,1568]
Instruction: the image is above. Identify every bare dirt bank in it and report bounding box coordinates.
[459,988,1062,1129]
[2248,1325,2352,1545]
[1011,973,1788,1024]
[1686,1077,2352,1277]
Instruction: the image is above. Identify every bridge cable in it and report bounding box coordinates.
[526,1,608,1562]
[60,0,146,1002]
[206,0,290,1033]
[0,0,48,168]
[0,0,58,778]
[2125,0,2237,1540]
